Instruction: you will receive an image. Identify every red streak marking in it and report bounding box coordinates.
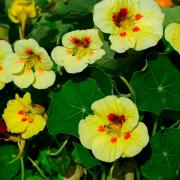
[83,36,91,48]
[29,119,33,123]
[124,133,131,140]
[133,27,140,32]
[98,126,105,132]
[112,8,128,27]
[21,117,28,122]
[25,49,34,55]
[0,120,7,133]
[0,66,3,71]
[120,32,127,37]
[70,36,91,48]
[18,110,25,115]
[111,137,117,143]
[108,113,126,124]
[135,13,143,20]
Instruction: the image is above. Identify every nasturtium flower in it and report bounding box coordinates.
[93,0,164,53]
[51,29,105,73]
[165,23,180,54]
[156,0,174,7]
[79,95,149,162]
[3,92,47,139]
[0,40,13,90]
[8,0,36,24]
[4,38,56,89]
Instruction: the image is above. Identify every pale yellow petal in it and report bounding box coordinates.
[79,115,106,149]
[51,46,67,66]
[109,34,135,53]
[0,40,12,61]
[119,97,139,133]
[12,67,34,88]
[91,134,124,162]
[121,122,149,158]
[91,95,123,120]
[0,64,12,83]
[165,23,180,54]
[33,69,56,89]
[62,30,82,48]
[86,49,105,64]
[14,38,39,58]
[3,53,25,74]
[93,0,120,34]
[21,114,46,139]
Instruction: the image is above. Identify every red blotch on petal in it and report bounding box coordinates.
[18,110,25,115]
[124,133,131,140]
[108,113,126,124]
[135,13,143,20]
[0,66,3,71]
[120,32,127,37]
[21,117,28,122]
[25,49,34,55]
[98,125,105,132]
[133,27,140,32]
[111,137,117,143]
[0,120,7,133]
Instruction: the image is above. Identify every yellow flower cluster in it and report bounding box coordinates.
[3,92,47,139]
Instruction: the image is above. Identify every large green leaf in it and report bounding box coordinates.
[0,145,20,179]
[141,129,180,180]
[72,143,100,169]
[131,54,180,115]
[162,6,180,26]
[90,67,113,95]
[55,0,100,20]
[47,78,103,136]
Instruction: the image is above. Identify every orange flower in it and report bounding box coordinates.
[156,0,174,7]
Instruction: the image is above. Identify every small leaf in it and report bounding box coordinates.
[47,78,103,136]
[141,129,180,180]
[72,143,100,169]
[162,6,180,26]
[131,54,180,115]
[0,145,20,179]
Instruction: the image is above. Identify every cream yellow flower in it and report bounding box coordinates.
[3,39,56,89]
[0,40,13,90]
[51,29,105,73]
[165,23,180,54]
[3,92,47,139]
[93,0,164,53]
[8,0,36,24]
[79,95,149,162]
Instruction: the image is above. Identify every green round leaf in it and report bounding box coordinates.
[141,129,180,180]
[0,145,20,179]
[47,78,103,136]
[131,54,180,115]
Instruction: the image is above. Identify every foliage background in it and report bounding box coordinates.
[0,0,180,179]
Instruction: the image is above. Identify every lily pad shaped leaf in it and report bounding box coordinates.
[47,78,103,136]
[141,129,180,180]
[131,54,180,115]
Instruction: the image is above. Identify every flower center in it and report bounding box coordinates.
[104,113,126,136]
[71,36,91,48]
[112,8,128,27]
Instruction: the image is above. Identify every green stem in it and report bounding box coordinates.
[27,156,48,180]
[101,166,106,180]
[48,136,69,156]
[20,157,24,180]
[109,161,117,180]
[120,76,135,96]
[132,158,141,180]
[152,117,158,136]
